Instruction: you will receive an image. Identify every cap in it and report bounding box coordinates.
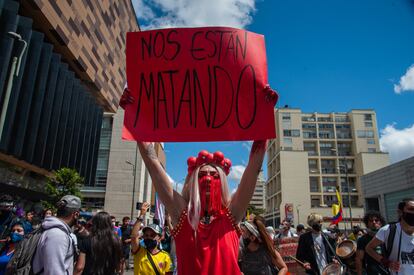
[57,195,81,209]
[142,224,162,235]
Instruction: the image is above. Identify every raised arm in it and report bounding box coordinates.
[229,140,267,223]
[131,202,149,253]
[138,142,186,224]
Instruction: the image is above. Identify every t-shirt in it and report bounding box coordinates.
[357,234,388,275]
[113,226,122,237]
[312,233,328,275]
[376,223,414,275]
[78,236,93,275]
[120,225,132,246]
[0,249,13,275]
[133,246,173,275]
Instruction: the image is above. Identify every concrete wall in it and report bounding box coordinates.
[104,109,150,219]
[361,156,414,220]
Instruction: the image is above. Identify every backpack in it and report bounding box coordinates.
[5,225,75,275]
[384,223,397,258]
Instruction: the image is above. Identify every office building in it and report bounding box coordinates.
[362,156,414,223]
[265,108,389,227]
[81,109,166,220]
[0,1,138,205]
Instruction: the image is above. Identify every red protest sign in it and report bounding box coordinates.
[124,27,276,142]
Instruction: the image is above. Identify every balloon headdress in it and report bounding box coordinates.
[187,150,232,176]
[185,150,232,230]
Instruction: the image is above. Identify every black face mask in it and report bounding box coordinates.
[312,223,322,232]
[242,237,251,247]
[144,238,158,250]
[403,212,414,226]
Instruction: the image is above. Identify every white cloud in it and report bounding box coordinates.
[380,124,414,163]
[132,0,257,30]
[229,165,246,182]
[394,64,414,94]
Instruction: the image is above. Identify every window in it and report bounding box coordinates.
[322,177,337,193]
[311,196,321,208]
[318,117,332,122]
[283,129,300,137]
[303,131,317,139]
[367,139,375,145]
[319,124,334,129]
[343,196,359,207]
[368,148,376,153]
[341,177,357,193]
[365,122,373,127]
[335,116,349,122]
[324,195,338,206]
[310,177,320,192]
[302,116,316,122]
[357,130,374,138]
[364,114,372,121]
[282,113,291,121]
[319,131,335,139]
[302,123,316,129]
[309,159,318,173]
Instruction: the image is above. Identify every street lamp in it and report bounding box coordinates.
[126,143,138,219]
[331,148,353,229]
[0,32,28,141]
[296,204,301,225]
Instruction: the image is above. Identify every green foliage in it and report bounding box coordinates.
[42,168,83,210]
[247,204,265,216]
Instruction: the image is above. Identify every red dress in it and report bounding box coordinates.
[171,208,242,275]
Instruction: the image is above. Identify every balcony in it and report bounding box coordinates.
[303,132,317,139]
[321,168,336,174]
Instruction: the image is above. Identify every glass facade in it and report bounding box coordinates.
[94,116,113,187]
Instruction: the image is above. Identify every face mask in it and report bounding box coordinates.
[312,223,322,232]
[10,232,24,243]
[242,237,251,247]
[144,238,158,250]
[403,212,414,226]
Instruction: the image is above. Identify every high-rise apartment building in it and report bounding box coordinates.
[250,172,265,210]
[265,108,389,227]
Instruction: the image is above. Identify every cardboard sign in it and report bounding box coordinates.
[123,27,276,142]
[277,238,306,275]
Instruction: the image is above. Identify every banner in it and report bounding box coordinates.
[277,238,306,275]
[124,27,276,142]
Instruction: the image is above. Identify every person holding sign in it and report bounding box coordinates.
[134,140,266,275]
[122,26,279,274]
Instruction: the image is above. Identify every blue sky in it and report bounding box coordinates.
[132,0,414,192]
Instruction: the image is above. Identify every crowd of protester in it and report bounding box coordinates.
[1,192,414,275]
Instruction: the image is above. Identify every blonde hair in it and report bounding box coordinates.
[181,164,231,231]
[307,213,323,227]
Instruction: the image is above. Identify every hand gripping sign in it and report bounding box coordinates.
[123,27,277,142]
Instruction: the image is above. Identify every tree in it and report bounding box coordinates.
[247,204,265,216]
[42,168,83,210]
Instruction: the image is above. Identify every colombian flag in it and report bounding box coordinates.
[331,186,343,224]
